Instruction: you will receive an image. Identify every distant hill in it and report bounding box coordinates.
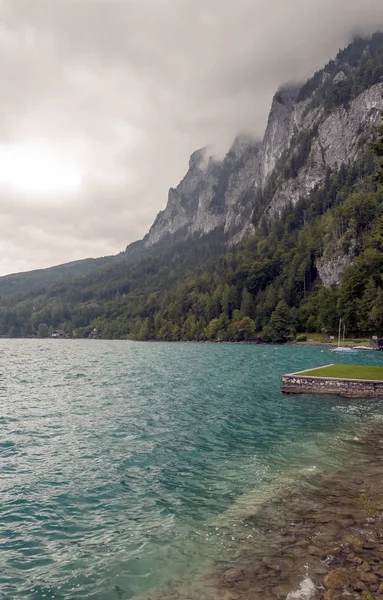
[0,255,118,299]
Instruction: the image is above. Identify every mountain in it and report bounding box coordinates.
[0,32,383,341]
[143,32,383,249]
[143,134,261,247]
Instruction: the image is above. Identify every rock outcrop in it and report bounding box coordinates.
[267,84,383,219]
[144,34,383,254]
[316,240,356,289]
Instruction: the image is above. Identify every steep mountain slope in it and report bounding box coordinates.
[144,32,383,248]
[143,134,262,247]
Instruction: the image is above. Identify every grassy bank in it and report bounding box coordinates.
[299,364,383,380]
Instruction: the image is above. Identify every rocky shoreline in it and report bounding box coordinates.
[153,421,383,600]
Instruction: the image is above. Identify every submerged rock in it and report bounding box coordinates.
[286,576,317,600]
[358,570,379,586]
[323,568,351,589]
[146,421,383,600]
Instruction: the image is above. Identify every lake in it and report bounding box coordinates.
[1,340,383,599]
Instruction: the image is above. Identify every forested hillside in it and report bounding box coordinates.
[0,230,226,339]
[0,255,118,299]
[0,34,383,342]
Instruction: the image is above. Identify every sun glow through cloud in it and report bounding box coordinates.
[0,141,82,197]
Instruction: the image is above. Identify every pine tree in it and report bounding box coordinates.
[370,289,383,335]
[240,288,254,317]
[357,277,378,333]
[262,300,294,344]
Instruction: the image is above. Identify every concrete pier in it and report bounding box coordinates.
[282,365,383,398]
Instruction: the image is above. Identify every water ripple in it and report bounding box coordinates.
[0,340,382,599]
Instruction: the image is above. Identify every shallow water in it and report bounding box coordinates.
[1,340,383,599]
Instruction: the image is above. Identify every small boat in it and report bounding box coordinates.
[330,319,358,354]
[331,347,358,354]
[352,345,375,351]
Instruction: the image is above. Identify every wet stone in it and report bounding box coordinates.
[307,545,323,556]
[274,557,295,572]
[253,588,274,600]
[310,562,328,575]
[338,518,356,527]
[342,534,365,550]
[370,554,381,563]
[358,570,379,582]
[314,534,340,547]
[363,541,377,550]
[271,582,295,597]
[287,546,307,558]
[145,422,383,600]
[324,593,354,600]
[223,570,245,583]
[282,536,296,544]
[354,580,368,591]
[269,564,281,573]
[314,515,334,524]
[357,563,372,573]
[323,569,351,589]
[323,590,341,600]
[326,546,343,556]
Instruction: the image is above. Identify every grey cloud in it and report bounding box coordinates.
[0,0,382,274]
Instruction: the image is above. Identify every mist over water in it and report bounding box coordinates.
[0,340,382,599]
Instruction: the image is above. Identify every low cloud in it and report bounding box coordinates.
[0,0,382,274]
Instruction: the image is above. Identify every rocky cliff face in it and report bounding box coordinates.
[144,33,383,250]
[145,149,223,246]
[144,136,262,247]
[316,240,356,288]
[266,83,383,220]
[260,85,302,188]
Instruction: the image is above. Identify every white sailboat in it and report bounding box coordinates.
[330,319,358,354]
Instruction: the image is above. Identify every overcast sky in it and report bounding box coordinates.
[0,0,382,275]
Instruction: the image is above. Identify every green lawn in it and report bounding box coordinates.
[297,364,383,381]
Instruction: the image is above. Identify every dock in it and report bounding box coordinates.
[282,364,383,398]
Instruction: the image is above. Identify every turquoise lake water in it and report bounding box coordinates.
[1,340,383,599]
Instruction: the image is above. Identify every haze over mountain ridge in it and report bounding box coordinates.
[140,32,383,252]
[2,0,383,275]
